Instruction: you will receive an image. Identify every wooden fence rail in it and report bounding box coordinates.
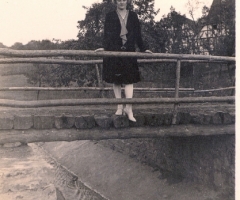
[194,87,235,93]
[0,58,231,65]
[0,48,235,62]
[0,87,195,92]
[0,86,234,94]
[0,96,234,108]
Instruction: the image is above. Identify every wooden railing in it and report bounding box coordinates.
[0,48,235,61]
[0,48,235,124]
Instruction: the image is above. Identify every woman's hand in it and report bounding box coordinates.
[95,48,105,52]
[145,50,153,54]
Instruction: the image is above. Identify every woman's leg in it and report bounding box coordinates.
[124,83,133,98]
[113,84,123,115]
[124,84,136,122]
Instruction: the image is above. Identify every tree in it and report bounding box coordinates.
[77,2,115,50]
[133,0,159,22]
[201,5,210,17]
[186,0,204,21]
[11,42,24,50]
[157,8,197,54]
[216,0,235,56]
[10,40,62,50]
[0,42,7,48]
[133,0,160,52]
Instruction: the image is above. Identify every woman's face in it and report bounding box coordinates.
[116,0,128,10]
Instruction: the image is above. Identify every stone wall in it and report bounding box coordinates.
[99,134,235,191]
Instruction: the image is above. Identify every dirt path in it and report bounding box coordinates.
[0,144,59,200]
[0,143,106,200]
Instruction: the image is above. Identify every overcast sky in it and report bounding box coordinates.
[0,0,213,47]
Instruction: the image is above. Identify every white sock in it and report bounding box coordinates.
[124,84,133,98]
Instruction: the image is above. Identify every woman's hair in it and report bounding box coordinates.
[114,0,131,2]
[113,0,132,8]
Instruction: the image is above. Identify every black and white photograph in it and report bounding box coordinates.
[0,0,237,199]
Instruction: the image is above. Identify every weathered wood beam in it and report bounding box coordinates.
[194,87,235,93]
[0,48,235,62]
[0,58,103,65]
[0,96,234,108]
[0,58,229,65]
[0,58,177,64]
[95,64,101,86]
[0,125,235,144]
[0,87,194,92]
[0,86,234,93]
[172,60,181,124]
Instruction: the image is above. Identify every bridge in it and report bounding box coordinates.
[0,48,235,142]
[0,104,235,144]
[0,48,236,199]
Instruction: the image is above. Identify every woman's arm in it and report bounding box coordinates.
[103,13,112,50]
[134,13,152,53]
[95,13,111,52]
[95,48,104,52]
[134,13,146,52]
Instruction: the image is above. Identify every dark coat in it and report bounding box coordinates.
[102,10,147,84]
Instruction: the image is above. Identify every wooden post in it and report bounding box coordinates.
[172,60,181,125]
[95,63,105,98]
[95,64,101,86]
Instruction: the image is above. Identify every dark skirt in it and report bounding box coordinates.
[102,56,141,84]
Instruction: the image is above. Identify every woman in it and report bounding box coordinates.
[95,0,152,122]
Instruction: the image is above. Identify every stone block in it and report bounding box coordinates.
[14,115,33,130]
[213,158,222,170]
[202,114,212,125]
[212,112,222,125]
[213,171,224,187]
[3,142,25,148]
[191,114,211,125]
[230,113,235,123]
[176,112,192,124]
[0,115,13,129]
[55,115,75,129]
[129,114,145,127]
[112,115,129,128]
[221,112,233,124]
[191,114,200,124]
[144,113,163,126]
[75,116,87,129]
[34,115,55,129]
[162,113,173,125]
[94,114,113,128]
[75,115,95,129]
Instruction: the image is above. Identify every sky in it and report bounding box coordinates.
[0,0,213,47]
